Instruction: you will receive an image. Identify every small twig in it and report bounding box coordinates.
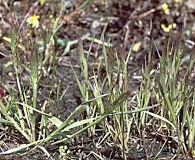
[18,2,38,33]
[0,51,11,58]
[123,4,164,49]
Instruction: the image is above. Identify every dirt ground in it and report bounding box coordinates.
[0,0,195,159]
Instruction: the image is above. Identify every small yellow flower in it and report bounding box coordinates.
[162,3,170,15]
[49,15,53,19]
[192,150,195,158]
[39,0,45,5]
[161,23,177,32]
[132,42,142,52]
[173,0,180,2]
[26,15,40,28]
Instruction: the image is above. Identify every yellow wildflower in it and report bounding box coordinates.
[162,3,169,15]
[27,15,40,28]
[132,42,142,52]
[192,150,195,158]
[39,0,45,5]
[173,0,180,2]
[161,23,177,32]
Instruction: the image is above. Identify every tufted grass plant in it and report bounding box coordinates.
[135,38,195,158]
[69,37,157,160]
[156,41,195,157]
[0,1,68,157]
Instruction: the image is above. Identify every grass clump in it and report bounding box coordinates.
[156,41,195,157]
[135,38,195,159]
[68,38,157,159]
[0,1,65,157]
